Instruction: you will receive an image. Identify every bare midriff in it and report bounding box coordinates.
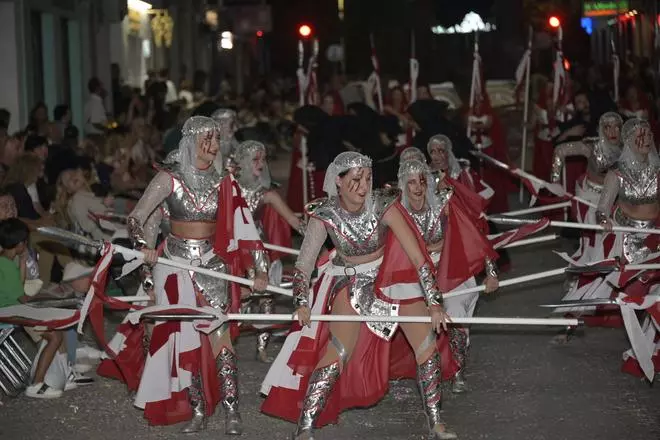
[170,220,215,239]
[339,246,385,266]
[427,240,443,254]
[619,202,660,221]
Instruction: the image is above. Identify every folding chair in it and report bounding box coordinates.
[0,324,32,397]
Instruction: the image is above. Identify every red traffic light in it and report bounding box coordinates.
[298,24,312,38]
[256,30,263,37]
[549,16,561,28]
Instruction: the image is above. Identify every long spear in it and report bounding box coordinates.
[489,215,660,236]
[466,31,480,138]
[519,26,533,203]
[409,30,418,103]
[131,306,580,327]
[297,40,306,107]
[611,37,620,104]
[472,150,597,208]
[369,33,384,112]
[36,227,292,297]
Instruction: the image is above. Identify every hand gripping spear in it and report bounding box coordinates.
[36,227,292,297]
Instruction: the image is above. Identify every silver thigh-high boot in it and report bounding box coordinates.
[180,374,207,433]
[448,328,469,394]
[292,361,341,440]
[417,352,458,440]
[217,347,243,435]
[256,298,275,363]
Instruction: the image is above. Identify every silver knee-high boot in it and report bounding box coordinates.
[448,328,469,394]
[180,374,207,433]
[217,347,243,435]
[417,352,457,440]
[256,298,275,363]
[292,362,340,440]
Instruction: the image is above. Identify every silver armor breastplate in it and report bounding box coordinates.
[163,165,221,221]
[587,138,620,175]
[407,187,452,246]
[616,163,659,205]
[307,189,400,257]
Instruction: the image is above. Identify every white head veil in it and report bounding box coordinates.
[399,147,427,164]
[323,151,374,210]
[211,108,238,157]
[619,117,660,171]
[165,116,223,174]
[234,140,271,189]
[598,111,624,150]
[397,159,438,211]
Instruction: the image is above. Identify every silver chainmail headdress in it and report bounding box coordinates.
[427,134,461,178]
[598,111,623,150]
[398,159,439,211]
[323,151,374,211]
[165,116,223,174]
[211,108,239,157]
[619,117,660,173]
[399,147,427,164]
[234,140,272,189]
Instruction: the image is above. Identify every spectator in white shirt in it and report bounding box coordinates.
[161,68,178,105]
[84,77,108,136]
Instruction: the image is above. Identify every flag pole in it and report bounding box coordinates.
[370,33,383,112]
[520,26,533,203]
[467,31,479,138]
[409,30,418,103]
[611,37,619,104]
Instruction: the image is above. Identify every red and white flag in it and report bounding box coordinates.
[214,174,265,267]
[0,305,80,330]
[489,218,550,249]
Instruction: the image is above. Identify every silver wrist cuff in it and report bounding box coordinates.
[595,211,608,225]
[418,262,443,307]
[251,249,270,275]
[292,270,310,308]
[127,217,147,250]
[140,266,154,291]
[484,258,498,279]
[550,154,563,183]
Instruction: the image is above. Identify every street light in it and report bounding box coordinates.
[548,16,561,28]
[298,24,312,38]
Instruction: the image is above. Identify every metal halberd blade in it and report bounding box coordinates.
[37,226,103,250]
[539,299,618,308]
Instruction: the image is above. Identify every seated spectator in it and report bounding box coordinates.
[53,105,71,140]
[3,153,47,222]
[0,218,64,398]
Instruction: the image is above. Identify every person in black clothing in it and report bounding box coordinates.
[2,154,44,221]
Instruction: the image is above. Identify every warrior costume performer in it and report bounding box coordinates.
[558,119,660,332]
[551,112,623,263]
[111,116,267,433]
[234,140,305,363]
[593,118,660,375]
[261,152,458,440]
[395,159,499,393]
[427,135,494,206]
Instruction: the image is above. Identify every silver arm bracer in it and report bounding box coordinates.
[418,262,444,308]
[550,142,590,183]
[292,217,328,308]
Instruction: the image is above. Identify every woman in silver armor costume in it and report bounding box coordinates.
[557,118,660,329]
[234,140,305,363]
[551,112,623,258]
[426,135,494,203]
[397,159,499,393]
[261,152,457,440]
[127,116,268,434]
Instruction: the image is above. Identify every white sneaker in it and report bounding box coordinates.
[64,370,95,391]
[25,383,63,399]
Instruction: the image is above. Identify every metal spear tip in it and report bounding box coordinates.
[538,299,617,308]
[487,216,535,226]
[36,226,103,250]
